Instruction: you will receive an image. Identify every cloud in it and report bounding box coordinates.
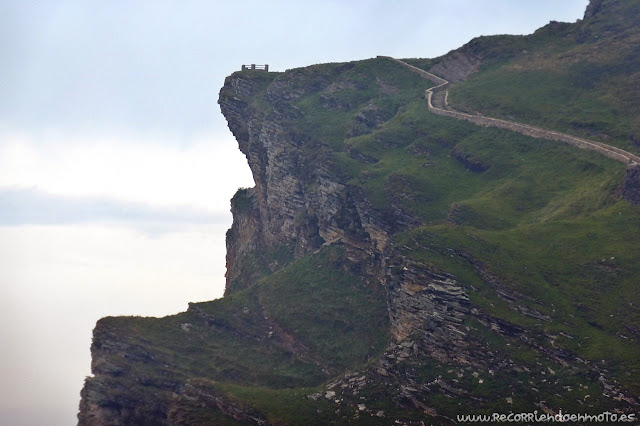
[0,128,255,213]
[0,186,229,228]
[0,222,229,424]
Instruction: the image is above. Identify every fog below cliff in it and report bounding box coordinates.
[0,223,230,423]
[0,0,586,424]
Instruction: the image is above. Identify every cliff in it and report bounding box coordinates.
[79,1,640,424]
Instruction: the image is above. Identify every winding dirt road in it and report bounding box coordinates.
[384,56,640,167]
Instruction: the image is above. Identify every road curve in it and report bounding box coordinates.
[381,56,640,167]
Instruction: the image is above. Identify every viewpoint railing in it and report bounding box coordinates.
[241,64,269,72]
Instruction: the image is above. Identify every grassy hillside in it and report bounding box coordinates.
[449,0,640,151]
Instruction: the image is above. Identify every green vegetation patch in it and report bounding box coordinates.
[256,245,390,371]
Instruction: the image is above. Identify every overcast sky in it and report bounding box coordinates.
[0,1,588,424]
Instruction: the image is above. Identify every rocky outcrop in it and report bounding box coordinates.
[78,318,180,425]
[622,165,640,205]
[218,68,398,295]
[584,0,606,19]
[428,50,481,83]
[386,257,469,342]
[168,380,267,425]
[224,188,264,294]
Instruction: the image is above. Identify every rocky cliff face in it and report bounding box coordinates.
[218,65,397,295]
[623,165,640,205]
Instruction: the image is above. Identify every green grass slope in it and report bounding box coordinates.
[449,0,640,152]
